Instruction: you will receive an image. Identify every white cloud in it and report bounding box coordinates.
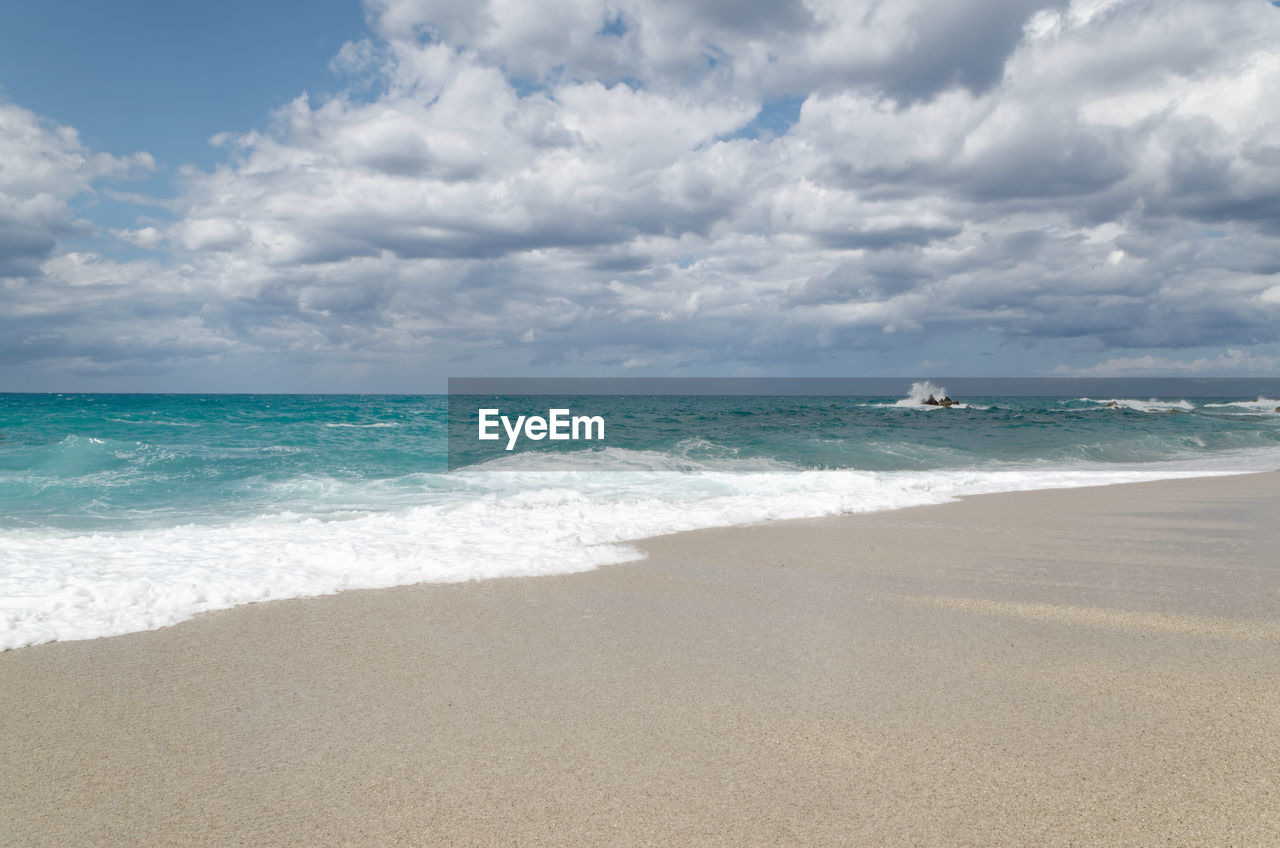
[5,0,1280,387]
[111,226,165,249]
[1055,349,1280,377]
[0,100,153,277]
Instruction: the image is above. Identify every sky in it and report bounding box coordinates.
[1,0,1279,392]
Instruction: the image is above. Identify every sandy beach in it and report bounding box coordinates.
[2,473,1278,847]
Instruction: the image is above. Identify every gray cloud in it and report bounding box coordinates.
[0,102,152,278]
[831,0,1071,100]
[3,0,1280,389]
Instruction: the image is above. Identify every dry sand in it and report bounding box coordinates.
[2,474,1279,846]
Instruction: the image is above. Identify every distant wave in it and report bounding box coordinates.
[1079,398,1196,413]
[890,380,982,409]
[104,417,197,426]
[1202,398,1280,413]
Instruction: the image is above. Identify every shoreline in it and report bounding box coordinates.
[3,473,1278,845]
[6,461,1278,653]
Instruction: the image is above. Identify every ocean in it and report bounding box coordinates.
[3,379,1279,650]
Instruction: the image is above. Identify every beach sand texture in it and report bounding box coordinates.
[2,473,1278,846]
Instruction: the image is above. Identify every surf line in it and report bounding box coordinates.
[478,408,606,451]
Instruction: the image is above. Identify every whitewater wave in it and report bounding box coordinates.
[1080,398,1196,413]
[4,446,1278,651]
[105,417,196,427]
[1202,398,1280,413]
[888,381,982,409]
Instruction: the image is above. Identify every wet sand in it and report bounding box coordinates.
[2,473,1278,846]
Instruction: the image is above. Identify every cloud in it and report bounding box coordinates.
[4,0,1280,388]
[1054,349,1280,377]
[0,101,153,278]
[363,0,1066,102]
[111,226,165,249]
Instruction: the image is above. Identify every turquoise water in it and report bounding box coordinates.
[0,394,445,531]
[4,389,1279,530]
[2,382,1279,649]
[447,391,1280,470]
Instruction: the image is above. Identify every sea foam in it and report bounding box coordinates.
[2,447,1273,651]
[1080,397,1197,413]
[4,389,1280,651]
